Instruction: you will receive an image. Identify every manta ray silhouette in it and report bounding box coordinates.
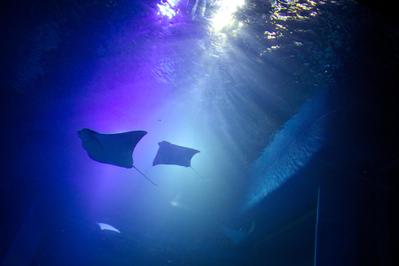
[78,128,147,168]
[78,128,157,186]
[153,141,200,167]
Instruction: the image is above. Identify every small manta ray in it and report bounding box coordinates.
[78,128,157,186]
[153,141,200,167]
[97,222,120,233]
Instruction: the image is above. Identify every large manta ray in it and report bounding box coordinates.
[78,128,147,168]
[78,128,157,186]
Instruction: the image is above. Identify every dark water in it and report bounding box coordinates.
[1,0,398,265]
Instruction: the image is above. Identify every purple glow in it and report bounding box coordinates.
[65,9,239,227]
[68,17,210,220]
[157,0,180,19]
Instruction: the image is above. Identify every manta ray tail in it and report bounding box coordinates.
[133,166,158,186]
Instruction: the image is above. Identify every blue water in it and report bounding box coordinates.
[2,0,397,265]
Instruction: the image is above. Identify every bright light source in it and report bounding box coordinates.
[167,0,179,7]
[210,0,245,32]
[157,0,181,19]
